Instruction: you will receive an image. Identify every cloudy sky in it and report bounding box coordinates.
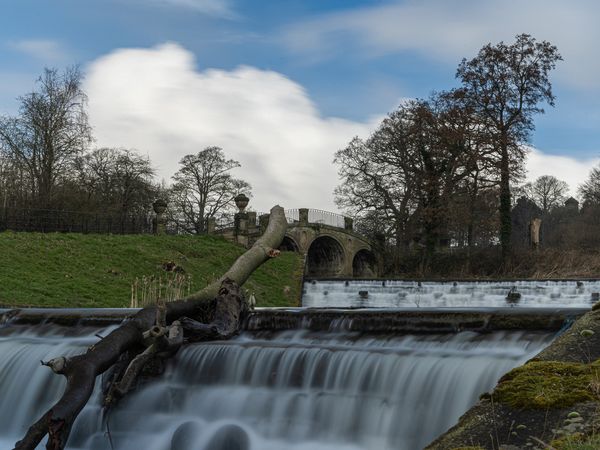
[1,0,599,212]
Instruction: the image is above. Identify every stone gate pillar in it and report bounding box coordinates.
[234,193,250,247]
[207,217,216,234]
[152,199,167,235]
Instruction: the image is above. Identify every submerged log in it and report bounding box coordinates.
[13,205,287,450]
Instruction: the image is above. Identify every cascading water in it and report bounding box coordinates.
[0,323,554,450]
[303,279,600,308]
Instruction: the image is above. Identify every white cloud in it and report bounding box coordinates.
[139,0,236,18]
[84,43,594,213]
[283,0,600,89]
[525,147,599,197]
[85,43,375,212]
[7,39,70,65]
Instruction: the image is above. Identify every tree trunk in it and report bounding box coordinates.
[13,204,288,450]
[499,132,512,265]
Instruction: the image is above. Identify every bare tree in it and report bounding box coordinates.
[335,92,491,269]
[76,147,156,216]
[0,153,31,209]
[457,34,562,261]
[579,165,600,205]
[0,67,92,208]
[170,147,251,234]
[334,129,417,271]
[520,175,569,213]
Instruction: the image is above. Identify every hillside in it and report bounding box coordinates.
[0,232,304,308]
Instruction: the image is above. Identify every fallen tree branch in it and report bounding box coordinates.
[14,205,287,450]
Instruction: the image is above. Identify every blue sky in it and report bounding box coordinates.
[1,0,599,211]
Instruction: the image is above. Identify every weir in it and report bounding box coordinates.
[303,279,600,308]
[0,280,590,450]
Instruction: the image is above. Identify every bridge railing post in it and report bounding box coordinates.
[299,208,309,226]
[344,216,353,231]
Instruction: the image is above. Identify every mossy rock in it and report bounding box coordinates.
[493,360,600,408]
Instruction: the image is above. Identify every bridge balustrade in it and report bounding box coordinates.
[284,208,347,228]
[210,208,351,233]
[307,209,346,228]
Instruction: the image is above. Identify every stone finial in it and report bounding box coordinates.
[234,193,250,213]
[152,198,167,215]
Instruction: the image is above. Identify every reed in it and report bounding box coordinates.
[130,273,193,308]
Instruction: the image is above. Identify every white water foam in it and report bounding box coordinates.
[0,325,552,450]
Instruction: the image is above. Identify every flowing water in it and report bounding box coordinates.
[0,323,553,450]
[303,279,600,308]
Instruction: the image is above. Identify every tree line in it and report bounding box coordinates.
[334,34,600,273]
[0,68,250,233]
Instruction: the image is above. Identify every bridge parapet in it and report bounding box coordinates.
[284,208,351,230]
[212,208,353,231]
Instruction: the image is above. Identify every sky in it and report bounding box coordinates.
[1,0,600,212]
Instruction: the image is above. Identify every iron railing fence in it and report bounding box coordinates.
[307,209,346,228]
[0,206,351,235]
[283,208,347,227]
[0,206,154,234]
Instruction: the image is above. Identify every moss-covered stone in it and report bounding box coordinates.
[451,447,485,450]
[493,360,600,408]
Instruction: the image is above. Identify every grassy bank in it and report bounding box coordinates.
[393,248,600,279]
[0,231,304,308]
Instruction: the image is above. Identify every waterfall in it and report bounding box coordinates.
[0,324,553,450]
[303,279,600,308]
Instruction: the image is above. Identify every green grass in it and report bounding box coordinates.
[0,231,303,308]
[551,434,600,449]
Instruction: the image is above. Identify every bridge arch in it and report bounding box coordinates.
[352,249,377,278]
[279,235,300,252]
[306,235,345,277]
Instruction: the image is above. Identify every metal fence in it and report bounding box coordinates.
[0,207,154,234]
[283,208,347,228]
[0,206,351,235]
[307,209,346,228]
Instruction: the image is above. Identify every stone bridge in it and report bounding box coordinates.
[211,206,378,278]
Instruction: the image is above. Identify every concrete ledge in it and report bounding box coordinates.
[1,307,588,332]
